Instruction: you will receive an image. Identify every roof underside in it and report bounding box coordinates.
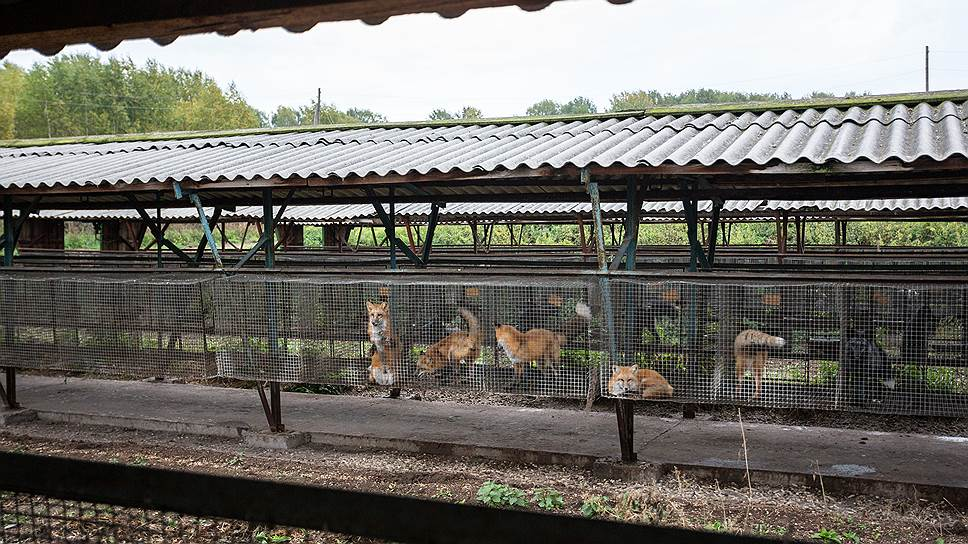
[0,0,597,58]
[2,93,968,209]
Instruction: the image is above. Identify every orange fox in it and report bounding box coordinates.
[734,329,786,399]
[607,366,674,399]
[417,308,481,373]
[494,324,566,377]
[365,301,399,386]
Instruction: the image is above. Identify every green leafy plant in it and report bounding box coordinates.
[705,520,728,533]
[476,481,529,508]
[530,488,564,511]
[812,528,859,544]
[580,495,612,518]
[253,531,290,544]
[754,524,788,537]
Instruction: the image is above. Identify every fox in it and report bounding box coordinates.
[734,329,786,399]
[365,301,400,386]
[494,324,567,378]
[417,308,481,374]
[607,366,674,399]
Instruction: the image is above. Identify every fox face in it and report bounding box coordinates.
[608,366,639,396]
[366,301,389,330]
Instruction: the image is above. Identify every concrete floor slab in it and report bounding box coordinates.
[12,375,968,504]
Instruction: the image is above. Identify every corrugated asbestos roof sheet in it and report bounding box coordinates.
[2,97,967,190]
[42,198,968,223]
[763,197,968,213]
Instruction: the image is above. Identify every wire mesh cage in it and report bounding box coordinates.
[0,491,337,543]
[0,271,964,416]
[0,273,216,379]
[600,277,968,417]
[210,274,595,399]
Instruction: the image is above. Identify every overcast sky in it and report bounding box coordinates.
[4,0,968,121]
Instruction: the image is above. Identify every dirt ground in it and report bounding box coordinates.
[1,420,965,544]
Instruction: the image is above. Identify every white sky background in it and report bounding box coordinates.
[4,0,968,121]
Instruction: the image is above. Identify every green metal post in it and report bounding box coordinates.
[3,196,12,268]
[1,197,17,408]
[263,189,275,269]
[189,193,223,269]
[388,187,397,271]
[707,200,721,268]
[155,192,162,269]
[624,179,640,271]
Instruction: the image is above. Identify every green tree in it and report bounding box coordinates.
[526,99,560,116]
[0,62,25,139]
[10,54,262,138]
[346,107,386,123]
[428,108,453,121]
[428,107,482,121]
[459,106,482,119]
[608,90,656,111]
[560,96,596,115]
[270,105,301,127]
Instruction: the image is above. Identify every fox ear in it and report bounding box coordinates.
[379,302,388,310]
[365,301,375,311]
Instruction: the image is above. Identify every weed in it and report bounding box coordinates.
[476,481,529,509]
[130,456,148,467]
[580,495,612,518]
[704,520,728,533]
[225,454,244,467]
[754,524,788,537]
[253,531,290,544]
[530,488,564,511]
[812,528,859,544]
[431,487,454,501]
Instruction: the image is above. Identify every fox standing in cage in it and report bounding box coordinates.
[417,308,481,376]
[365,301,400,386]
[495,301,591,379]
[734,329,786,399]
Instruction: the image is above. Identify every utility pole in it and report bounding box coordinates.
[925,45,930,92]
[314,87,321,125]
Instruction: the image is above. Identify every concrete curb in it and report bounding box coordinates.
[36,411,249,439]
[7,408,967,507]
[0,409,38,426]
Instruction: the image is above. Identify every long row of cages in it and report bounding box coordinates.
[0,271,965,416]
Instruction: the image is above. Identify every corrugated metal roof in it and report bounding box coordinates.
[40,198,967,223]
[764,197,968,213]
[2,96,967,190]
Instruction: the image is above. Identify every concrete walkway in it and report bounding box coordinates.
[7,375,968,504]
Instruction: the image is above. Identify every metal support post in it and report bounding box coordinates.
[615,398,636,463]
[260,189,284,431]
[584,169,629,460]
[1,198,18,409]
[707,200,721,267]
[188,192,223,269]
[421,203,441,265]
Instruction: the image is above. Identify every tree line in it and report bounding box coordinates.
[0,54,865,140]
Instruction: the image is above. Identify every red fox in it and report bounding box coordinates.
[365,301,399,386]
[734,329,786,399]
[417,308,481,374]
[607,366,674,399]
[494,324,566,377]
